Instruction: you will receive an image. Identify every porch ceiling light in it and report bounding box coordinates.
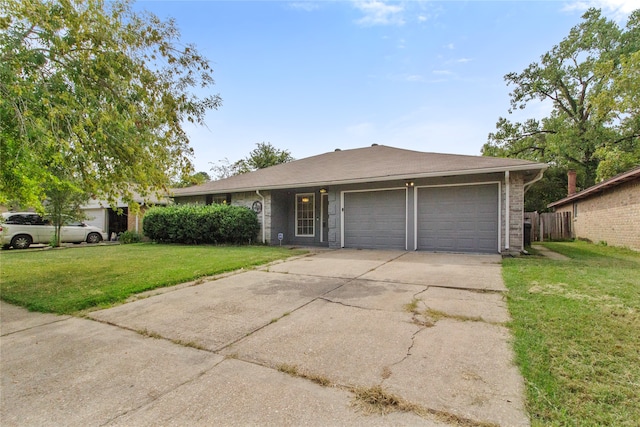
[405,180,415,187]
[301,197,310,203]
[319,188,327,193]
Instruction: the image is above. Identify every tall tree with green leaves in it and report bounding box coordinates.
[0,0,221,211]
[483,8,639,210]
[210,142,294,179]
[43,170,87,247]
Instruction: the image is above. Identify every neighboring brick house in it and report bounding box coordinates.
[172,145,547,255]
[81,194,168,239]
[548,166,640,251]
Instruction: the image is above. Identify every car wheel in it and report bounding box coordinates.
[11,234,32,249]
[86,232,102,244]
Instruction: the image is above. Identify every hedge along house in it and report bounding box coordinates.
[171,145,547,254]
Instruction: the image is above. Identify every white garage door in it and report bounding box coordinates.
[82,208,107,233]
[417,184,498,253]
[343,189,406,250]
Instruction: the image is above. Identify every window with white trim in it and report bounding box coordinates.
[296,193,315,237]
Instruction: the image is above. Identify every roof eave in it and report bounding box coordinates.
[171,163,548,198]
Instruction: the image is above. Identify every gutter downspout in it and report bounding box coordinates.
[524,169,545,193]
[505,171,510,251]
[523,168,546,246]
[256,190,266,244]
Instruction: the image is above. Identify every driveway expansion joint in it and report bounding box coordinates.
[317,296,385,312]
[0,316,72,337]
[98,366,217,427]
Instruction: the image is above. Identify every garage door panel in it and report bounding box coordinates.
[344,190,406,250]
[417,185,498,253]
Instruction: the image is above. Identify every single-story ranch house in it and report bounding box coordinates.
[172,145,547,254]
[548,166,640,251]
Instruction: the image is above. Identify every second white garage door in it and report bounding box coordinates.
[416,184,499,253]
[343,189,406,250]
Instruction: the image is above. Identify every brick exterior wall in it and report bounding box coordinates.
[127,207,141,234]
[507,173,525,254]
[558,179,639,251]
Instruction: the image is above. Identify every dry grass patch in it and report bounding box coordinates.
[137,328,207,350]
[424,308,484,323]
[277,363,332,387]
[351,385,496,427]
[351,385,414,415]
[403,298,420,313]
[404,298,436,327]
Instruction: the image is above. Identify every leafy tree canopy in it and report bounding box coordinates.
[483,8,639,210]
[210,142,294,180]
[0,0,221,211]
[172,171,210,188]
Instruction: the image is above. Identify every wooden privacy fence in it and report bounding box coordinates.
[524,212,573,242]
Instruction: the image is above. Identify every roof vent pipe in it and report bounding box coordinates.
[568,170,577,196]
[334,148,341,151]
[371,143,378,146]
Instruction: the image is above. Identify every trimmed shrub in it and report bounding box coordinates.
[118,230,142,244]
[143,204,259,245]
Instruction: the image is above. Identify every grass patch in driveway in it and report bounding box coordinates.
[0,244,306,314]
[503,241,640,426]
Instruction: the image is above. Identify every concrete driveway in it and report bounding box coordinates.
[1,250,528,426]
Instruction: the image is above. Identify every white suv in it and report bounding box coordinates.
[0,212,108,249]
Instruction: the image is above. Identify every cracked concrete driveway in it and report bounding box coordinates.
[1,250,529,426]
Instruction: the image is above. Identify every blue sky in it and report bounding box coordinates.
[136,0,638,174]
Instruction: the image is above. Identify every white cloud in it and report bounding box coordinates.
[432,69,452,75]
[455,58,472,63]
[405,74,424,81]
[562,0,640,20]
[445,43,455,50]
[417,15,428,22]
[352,0,405,26]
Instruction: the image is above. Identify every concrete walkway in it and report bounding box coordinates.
[534,245,571,260]
[1,250,529,426]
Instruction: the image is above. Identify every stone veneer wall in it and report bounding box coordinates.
[327,190,339,249]
[558,179,639,251]
[230,191,272,244]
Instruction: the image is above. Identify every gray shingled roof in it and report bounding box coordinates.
[173,145,547,196]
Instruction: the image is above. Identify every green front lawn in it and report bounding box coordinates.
[504,241,640,426]
[0,244,306,314]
